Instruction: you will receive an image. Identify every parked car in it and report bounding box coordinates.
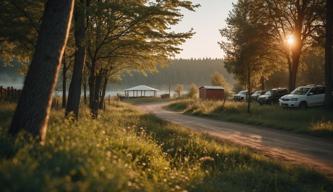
[251,90,265,101]
[279,85,325,108]
[257,88,288,104]
[233,90,249,101]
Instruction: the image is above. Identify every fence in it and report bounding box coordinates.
[0,86,21,102]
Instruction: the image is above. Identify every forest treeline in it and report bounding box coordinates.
[112,58,235,90]
[1,53,324,92]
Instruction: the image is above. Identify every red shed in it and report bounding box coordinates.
[199,86,224,100]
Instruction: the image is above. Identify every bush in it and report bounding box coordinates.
[187,83,198,99]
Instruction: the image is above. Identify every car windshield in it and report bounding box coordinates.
[292,87,310,95]
[239,91,247,94]
[264,91,272,95]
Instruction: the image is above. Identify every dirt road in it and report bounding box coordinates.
[139,103,333,178]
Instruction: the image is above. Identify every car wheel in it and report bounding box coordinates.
[299,101,307,109]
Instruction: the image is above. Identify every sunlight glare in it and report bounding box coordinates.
[286,35,295,47]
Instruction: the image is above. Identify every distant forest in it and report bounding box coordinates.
[0,58,234,91]
[110,58,235,90]
[1,55,324,92]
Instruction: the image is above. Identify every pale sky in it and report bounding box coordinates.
[173,0,236,59]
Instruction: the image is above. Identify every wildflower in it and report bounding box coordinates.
[199,156,214,162]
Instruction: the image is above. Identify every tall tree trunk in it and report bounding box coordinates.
[66,0,87,118]
[289,27,303,92]
[247,62,251,113]
[99,76,108,109]
[290,47,301,91]
[260,76,265,91]
[325,0,333,108]
[62,56,67,108]
[91,72,102,118]
[288,57,293,92]
[9,0,74,143]
[83,73,87,104]
[88,63,96,109]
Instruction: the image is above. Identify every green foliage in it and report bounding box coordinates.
[86,0,198,80]
[169,99,333,138]
[0,102,332,191]
[0,0,44,64]
[220,0,279,88]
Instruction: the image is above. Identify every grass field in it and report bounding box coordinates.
[168,99,333,138]
[0,102,332,191]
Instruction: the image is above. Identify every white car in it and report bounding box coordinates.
[233,90,248,101]
[279,85,325,108]
[251,90,265,101]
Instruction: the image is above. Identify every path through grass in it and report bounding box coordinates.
[0,102,332,191]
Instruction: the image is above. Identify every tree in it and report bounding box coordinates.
[325,0,333,108]
[211,71,231,96]
[84,0,197,118]
[66,0,87,118]
[175,84,184,97]
[255,0,325,91]
[9,0,75,143]
[188,83,198,99]
[220,0,275,113]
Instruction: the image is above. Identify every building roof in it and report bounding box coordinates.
[199,86,224,90]
[125,85,159,91]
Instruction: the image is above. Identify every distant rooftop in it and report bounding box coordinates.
[200,86,224,90]
[125,85,159,91]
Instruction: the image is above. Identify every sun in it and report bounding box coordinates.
[286,35,296,47]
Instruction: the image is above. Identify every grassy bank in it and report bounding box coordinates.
[0,102,332,191]
[168,99,333,138]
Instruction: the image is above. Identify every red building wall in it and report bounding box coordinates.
[199,88,224,100]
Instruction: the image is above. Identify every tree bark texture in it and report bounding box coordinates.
[9,0,75,143]
[83,73,87,104]
[91,72,103,118]
[66,0,87,118]
[99,76,108,109]
[62,56,68,108]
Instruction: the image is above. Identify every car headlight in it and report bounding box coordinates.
[290,98,298,101]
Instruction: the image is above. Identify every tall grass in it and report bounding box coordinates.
[168,99,333,138]
[0,101,332,191]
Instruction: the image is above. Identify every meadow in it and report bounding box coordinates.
[168,99,333,138]
[0,101,332,191]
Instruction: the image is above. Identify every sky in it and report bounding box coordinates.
[173,0,236,59]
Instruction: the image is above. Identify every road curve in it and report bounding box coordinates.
[138,103,333,178]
